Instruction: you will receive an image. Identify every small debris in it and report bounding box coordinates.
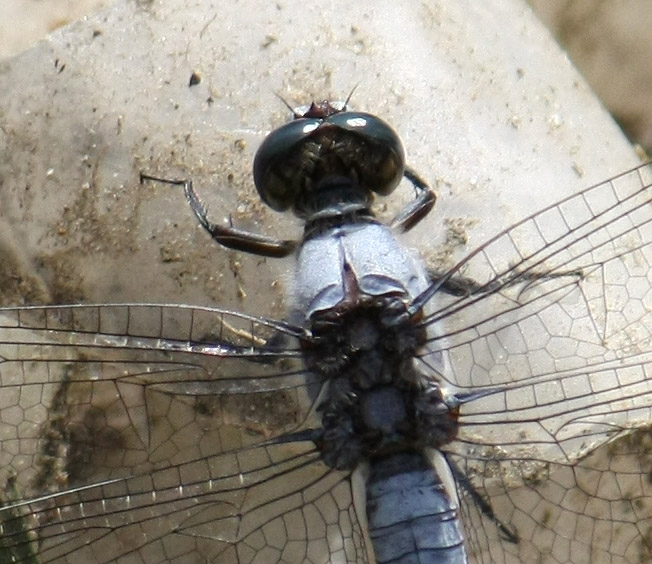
[189,71,201,87]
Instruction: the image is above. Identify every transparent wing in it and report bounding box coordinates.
[452,426,652,564]
[0,304,313,485]
[1,442,367,564]
[414,163,652,562]
[0,304,369,563]
[422,162,652,459]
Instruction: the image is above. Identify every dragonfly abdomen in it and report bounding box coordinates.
[365,452,467,564]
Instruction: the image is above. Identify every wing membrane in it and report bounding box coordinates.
[2,441,368,563]
[423,164,652,383]
[453,424,652,564]
[424,164,652,344]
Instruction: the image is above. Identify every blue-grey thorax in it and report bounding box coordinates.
[291,222,430,322]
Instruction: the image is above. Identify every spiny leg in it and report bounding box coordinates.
[427,267,584,297]
[140,173,298,258]
[389,166,437,233]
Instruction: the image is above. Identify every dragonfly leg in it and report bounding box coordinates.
[427,270,491,296]
[446,455,519,544]
[389,166,437,233]
[428,268,584,297]
[140,173,299,258]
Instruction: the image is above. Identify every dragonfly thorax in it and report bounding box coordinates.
[303,283,457,470]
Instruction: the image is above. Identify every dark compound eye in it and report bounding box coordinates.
[327,112,406,196]
[253,111,405,213]
[253,117,322,211]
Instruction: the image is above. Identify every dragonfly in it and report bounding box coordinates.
[1,98,652,564]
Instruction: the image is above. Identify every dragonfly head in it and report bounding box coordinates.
[253,102,406,220]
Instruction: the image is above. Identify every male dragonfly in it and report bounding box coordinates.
[1,101,652,563]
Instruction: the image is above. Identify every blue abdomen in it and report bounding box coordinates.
[366,452,467,564]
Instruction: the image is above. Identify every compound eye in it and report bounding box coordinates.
[253,118,320,211]
[327,112,405,196]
